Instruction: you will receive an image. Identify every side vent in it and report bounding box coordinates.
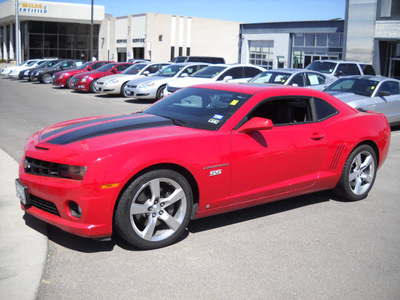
[330,145,345,170]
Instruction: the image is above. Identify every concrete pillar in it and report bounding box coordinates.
[3,25,8,60]
[9,23,14,60]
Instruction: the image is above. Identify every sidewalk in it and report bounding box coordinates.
[0,149,47,300]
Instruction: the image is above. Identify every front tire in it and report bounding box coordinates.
[156,85,166,100]
[120,82,128,97]
[334,145,377,201]
[65,76,73,88]
[89,79,97,93]
[115,169,193,249]
[42,73,52,84]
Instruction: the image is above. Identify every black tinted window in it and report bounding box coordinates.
[218,67,243,80]
[314,98,338,120]
[244,67,262,78]
[361,64,376,75]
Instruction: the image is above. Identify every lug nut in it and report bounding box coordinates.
[159,210,164,215]
[152,213,156,218]
[148,206,153,211]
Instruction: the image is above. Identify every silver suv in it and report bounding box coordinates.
[306,60,376,80]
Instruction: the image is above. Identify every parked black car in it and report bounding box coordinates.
[30,60,85,83]
[18,59,60,81]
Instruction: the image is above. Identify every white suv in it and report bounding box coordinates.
[306,60,376,80]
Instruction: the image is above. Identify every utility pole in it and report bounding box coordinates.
[90,0,94,60]
[15,0,21,64]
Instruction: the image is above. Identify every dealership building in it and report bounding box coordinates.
[1,0,399,77]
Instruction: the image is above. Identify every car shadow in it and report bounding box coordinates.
[23,190,338,253]
[188,191,334,234]
[124,98,154,104]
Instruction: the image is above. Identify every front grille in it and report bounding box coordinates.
[30,194,60,216]
[127,85,137,88]
[24,157,64,178]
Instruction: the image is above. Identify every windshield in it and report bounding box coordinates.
[123,63,147,74]
[154,65,184,77]
[306,61,337,74]
[190,66,227,78]
[324,78,379,97]
[36,61,49,68]
[76,62,91,70]
[96,63,117,72]
[26,60,38,66]
[249,71,291,84]
[173,57,187,63]
[144,87,251,130]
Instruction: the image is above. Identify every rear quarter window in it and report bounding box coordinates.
[314,98,338,121]
[361,64,376,75]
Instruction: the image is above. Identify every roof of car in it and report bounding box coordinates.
[335,75,400,82]
[311,60,371,64]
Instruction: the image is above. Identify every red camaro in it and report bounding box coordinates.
[52,61,112,88]
[70,62,132,92]
[16,83,391,249]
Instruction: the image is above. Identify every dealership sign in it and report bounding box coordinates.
[19,2,48,14]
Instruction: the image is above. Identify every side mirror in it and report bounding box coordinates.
[334,70,344,77]
[223,75,233,82]
[291,83,299,87]
[143,71,150,76]
[237,117,274,133]
[180,73,189,78]
[112,69,117,74]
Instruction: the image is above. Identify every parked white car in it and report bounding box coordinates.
[248,69,332,91]
[124,63,209,100]
[1,59,38,77]
[7,59,55,79]
[306,60,376,81]
[94,62,170,97]
[164,64,266,95]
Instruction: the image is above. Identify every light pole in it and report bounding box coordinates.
[90,0,93,60]
[15,0,21,64]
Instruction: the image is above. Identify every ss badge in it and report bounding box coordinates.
[209,169,222,176]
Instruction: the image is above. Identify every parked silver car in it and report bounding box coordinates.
[124,63,209,100]
[324,75,400,126]
[248,69,331,90]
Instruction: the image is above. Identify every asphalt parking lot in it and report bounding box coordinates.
[1,75,400,299]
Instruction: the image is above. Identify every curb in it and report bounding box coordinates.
[0,149,47,300]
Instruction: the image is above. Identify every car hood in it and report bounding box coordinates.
[168,77,214,88]
[325,91,369,103]
[97,74,139,83]
[33,113,200,151]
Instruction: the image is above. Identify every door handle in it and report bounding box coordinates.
[311,132,324,140]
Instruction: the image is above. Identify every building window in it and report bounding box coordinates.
[249,40,274,69]
[380,0,400,18]
[186,47,190,56]
[179,47,183,56]
[170,46,175,61]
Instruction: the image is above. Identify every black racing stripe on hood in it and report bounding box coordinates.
[41,114,141,141]
[46,115,173,145]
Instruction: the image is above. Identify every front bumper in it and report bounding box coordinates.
[94,82,119,94]
[125,86,156,99]
[18,160,119,239]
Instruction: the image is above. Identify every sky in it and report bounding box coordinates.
[2,0,347,23]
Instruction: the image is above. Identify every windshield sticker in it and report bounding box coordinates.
[371,86,375,90]
[230,100,239,105]
[208,118,220,124]
[212,114,224,120]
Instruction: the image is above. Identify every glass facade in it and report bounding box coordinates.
[21,21,99,61]
[292,32,343,68]
[249,40,274,69]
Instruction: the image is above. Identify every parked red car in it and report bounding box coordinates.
[70,62,132,92]
[52,61,112,88]
[16,84,390,249]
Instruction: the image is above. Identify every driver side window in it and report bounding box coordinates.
[249,98,312,125]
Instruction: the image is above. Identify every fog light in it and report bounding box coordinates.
[69,201,82,218]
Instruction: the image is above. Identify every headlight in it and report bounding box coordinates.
[106,79,119,85]
[59,73,64,79]
[138,81,155,89]
[60,165,88,180]
[82,76,89,82]
[24,70,30,75]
